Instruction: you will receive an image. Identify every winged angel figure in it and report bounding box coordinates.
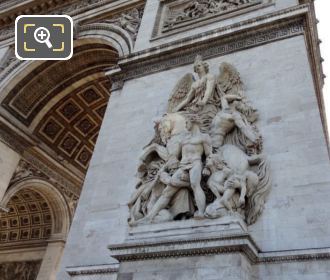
[128,55,271,226]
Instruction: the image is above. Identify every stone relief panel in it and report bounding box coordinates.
[128,56,271,227]
[0,260,41,280]
[152,0,272,38]
[104,7,145,42]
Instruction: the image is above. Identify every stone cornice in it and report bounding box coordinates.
[122,5,309,64]
[110,231,260,264]
[0,0,77,27]
[259,247,330,264]
[108,213,330,266]
[109,228,330,265]
[66,264,119,276]
[108,8,307,83]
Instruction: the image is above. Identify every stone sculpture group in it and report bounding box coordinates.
[128,55,271,226]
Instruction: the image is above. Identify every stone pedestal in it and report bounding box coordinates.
[109,218,258,280]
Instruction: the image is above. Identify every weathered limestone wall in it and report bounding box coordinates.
[255,261,330,280]
[58,31,330,279]
[118,254,253,280]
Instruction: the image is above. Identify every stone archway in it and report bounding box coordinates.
[0,23,131,279]
[0,179,70,280]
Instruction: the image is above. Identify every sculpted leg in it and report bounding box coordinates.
[208,181,222,200]
[220,188,235,212]
[189,161,206,218]
[144,186,178,222]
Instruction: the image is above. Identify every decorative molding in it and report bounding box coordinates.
[0,0,147,43]
[109,226,330,265]
[66,264,119,276]
[0,0,77,31]
[110,229,259,263]
[0,120,32,154]
[259,248,330,264]
[110,17,304,88]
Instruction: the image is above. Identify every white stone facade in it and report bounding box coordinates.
[57,1,330,279]
[0,0,328,279]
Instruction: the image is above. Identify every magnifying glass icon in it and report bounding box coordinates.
[34,27,53,49]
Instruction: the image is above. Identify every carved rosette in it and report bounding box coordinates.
[128,55,271,227]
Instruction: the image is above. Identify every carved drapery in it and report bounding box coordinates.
[128,55,271,227]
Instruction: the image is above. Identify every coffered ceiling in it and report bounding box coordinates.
[1,42,118,175]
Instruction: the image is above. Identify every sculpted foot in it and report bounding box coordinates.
[194,211,204,220]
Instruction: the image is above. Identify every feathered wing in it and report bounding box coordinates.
[167,73,194,113]
[246,156,272,225]
[217,62,244,99]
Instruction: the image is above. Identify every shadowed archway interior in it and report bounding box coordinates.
[1,41,118,175]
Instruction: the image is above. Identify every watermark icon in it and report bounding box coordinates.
[15,15,73,60]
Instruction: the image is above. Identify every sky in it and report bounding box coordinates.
[314,2,330,136]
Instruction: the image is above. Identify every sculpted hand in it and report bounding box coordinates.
[238,197,245,207]
[202,168,211,176]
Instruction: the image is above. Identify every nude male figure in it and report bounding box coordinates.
[210,96,258,149]
[137,118,212,224]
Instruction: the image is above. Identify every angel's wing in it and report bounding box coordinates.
[217,62,244,98]
[167,73,194,113]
